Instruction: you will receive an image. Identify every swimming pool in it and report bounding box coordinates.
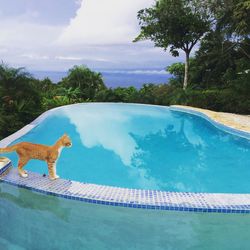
[1,103,250,249]
[3,103,250,193]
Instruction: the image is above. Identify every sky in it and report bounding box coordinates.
[0,0,185,71]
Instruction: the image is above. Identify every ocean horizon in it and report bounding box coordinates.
[31,69,171,89]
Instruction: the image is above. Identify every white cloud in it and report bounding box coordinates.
[58,0,155,46]
[0,0,181,71]
[54,55,111,63]
[75,0,83,6]
[101,69,169,74]
[20,54,49,60]
[55,56,83,61]
[0,19,62,48]
[0,48,8,53]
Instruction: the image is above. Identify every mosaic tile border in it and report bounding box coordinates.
[1,165,250,213]
[0,103,250,213]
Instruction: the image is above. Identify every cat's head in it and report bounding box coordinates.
[61,134,72,147]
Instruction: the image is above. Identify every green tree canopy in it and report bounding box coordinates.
[205,0,250,37]
[0,64,42,113]
[134,0,210,89]
[0,64,42,138]
[166,62,185,87]
[60,65,106,100]
[188,0,250,88]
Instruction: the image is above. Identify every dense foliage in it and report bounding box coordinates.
[0,65,43,138]
[0,0,249,140]
[59,65,106,100]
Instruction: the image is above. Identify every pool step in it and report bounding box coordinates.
[0,157,12,176]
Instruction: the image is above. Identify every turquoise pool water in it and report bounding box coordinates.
[5,103,250,193]
[1,182,250,250]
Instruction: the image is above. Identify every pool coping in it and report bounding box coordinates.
[0,103,250,213]
[170,105,250,140]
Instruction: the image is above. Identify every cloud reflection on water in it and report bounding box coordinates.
[63,104,170,166]
[60,104,209,191]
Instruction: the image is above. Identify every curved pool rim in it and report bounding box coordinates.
[1,103,250,214]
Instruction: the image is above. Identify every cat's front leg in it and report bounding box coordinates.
[54,165,60,179]
[47,161,58,180]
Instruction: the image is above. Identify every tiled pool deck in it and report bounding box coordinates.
[0,104,250,213]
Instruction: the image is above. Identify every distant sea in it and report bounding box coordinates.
[31,69,171,89]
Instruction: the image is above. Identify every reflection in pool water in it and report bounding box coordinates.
[6,103,250,193]
[1,182,250,250]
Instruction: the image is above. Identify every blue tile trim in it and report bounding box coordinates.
[1,167,250,214]
[0,103,249,214]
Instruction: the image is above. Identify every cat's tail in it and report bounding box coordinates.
[0,145,17,153]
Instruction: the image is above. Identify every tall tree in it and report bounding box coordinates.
[134,0,210,89]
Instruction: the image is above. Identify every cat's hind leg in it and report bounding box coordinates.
[18,157,29,178]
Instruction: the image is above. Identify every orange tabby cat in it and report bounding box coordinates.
[0,134,72,180]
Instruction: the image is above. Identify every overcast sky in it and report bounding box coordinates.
[0,0,184,71]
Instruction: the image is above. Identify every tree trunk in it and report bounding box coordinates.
[183,51,190,90]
